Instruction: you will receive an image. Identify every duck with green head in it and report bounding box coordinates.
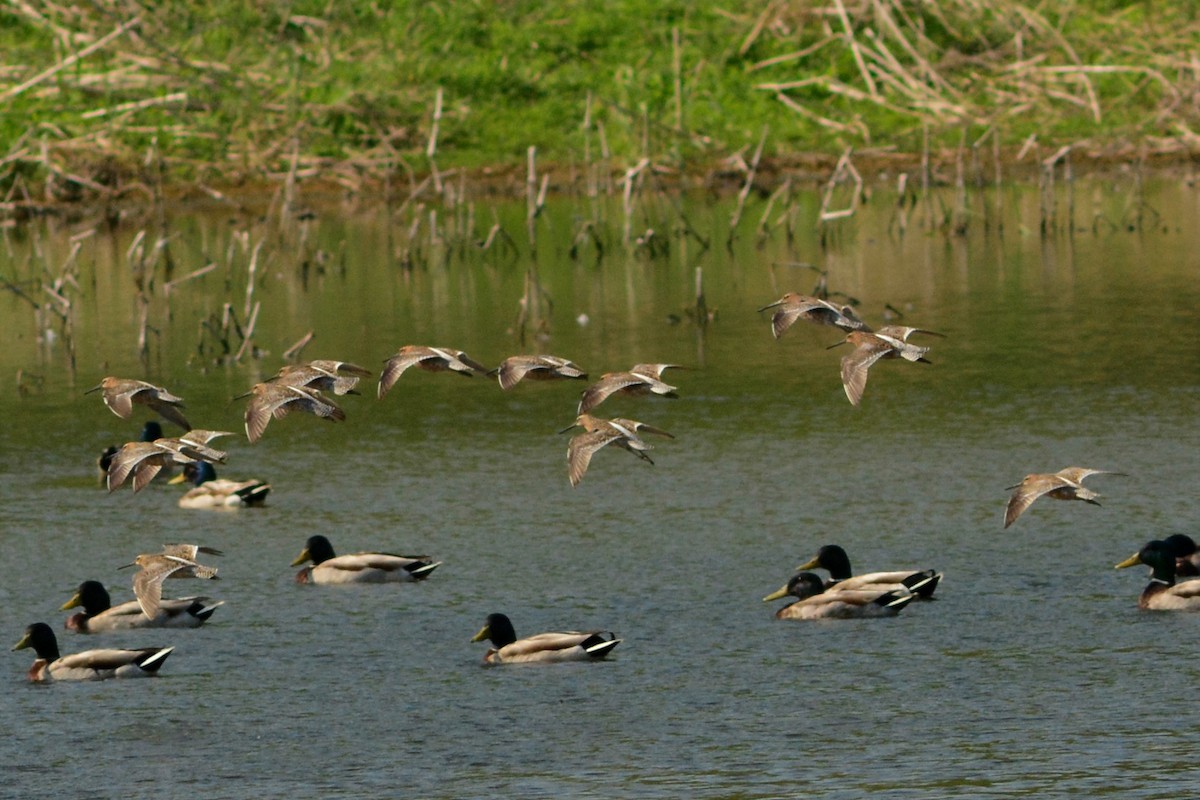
[763,572,914,620]
[12,622,174,682]
[169,462,270,509]
[62,580,223,633]
[1115,540,1200,610]
[797,544,942,599]
[470,613,621,665]
[291,535,441,584]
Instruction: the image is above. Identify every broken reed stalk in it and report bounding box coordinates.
[620,158,650,245]
[234,300,260,362]
[953,129,967,236]
[244,239,264,320]
[582,92,597,198]
[672,26,683,132]
[525,147,547,255]
[1040,145,1070,237]
[427,87,444,194]
[0,15,142,101]
[729,126,768,240]
[282,330,314,361]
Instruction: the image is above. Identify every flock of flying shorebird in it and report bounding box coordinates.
[13,290,1200,681]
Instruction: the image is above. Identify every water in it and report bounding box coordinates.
[1,178,1199,799]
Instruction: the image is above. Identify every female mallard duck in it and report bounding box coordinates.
[291,535,441,584]
[169,462,270,509]
[763,572,914,620]
[470,613,621,665]
[797,544,942,599]
[61,580,223,633]
[1115,540,1200,610]
[12,622,174,682]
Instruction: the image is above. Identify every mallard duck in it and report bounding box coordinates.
[796,544,942,599]
[758,292,869,338]
[1163,534,1200,577]
[122,544,222,618]
[169,462,270,509]
[1004,467,1124,528]
[62,580,223,633]
[12,622,174,682]
[291,535,441,584]
[763,572,914,620]
[827,331,932,406]
[577,364,681,414]
[1115,540,1200,610]
[470,613,621,665]
[377,346,489,399]
[86,376,191,430]
[494,355,587,390]
[239,382,346,443]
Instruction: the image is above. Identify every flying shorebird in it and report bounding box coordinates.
[566,423,655,487]
[122,544,222,619]
[828,331,931,406]
[576,363,681,415]
[105,431,231,493]
[1003,467,1124,529]
[758,293,869,338]
[493,355,587,390]
[561,413,675,440]
[377,346,489,399]
[872,325,945,342]
[272,360,373,395]
[86,377,192,430]
[240,381,345,443]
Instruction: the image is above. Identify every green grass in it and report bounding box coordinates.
[1,0,1198,202]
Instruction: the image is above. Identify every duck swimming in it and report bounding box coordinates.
[762,572,914,620]
[1115,539,1200,611]
[170,462,270,509]
[291,535,441,584]
[12,622,174,682]
[61,580,223,633]
[470,613,621,665]
[796,544,941,599]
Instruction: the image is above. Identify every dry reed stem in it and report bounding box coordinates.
[0,15,142,101]
[282,330,315,361]
[729,126,768,235]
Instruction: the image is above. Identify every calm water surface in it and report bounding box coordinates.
[1,179,1198,799]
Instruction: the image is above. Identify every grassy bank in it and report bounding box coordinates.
[2,0,1199,209]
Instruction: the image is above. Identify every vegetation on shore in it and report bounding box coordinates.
[2,0,1199,209]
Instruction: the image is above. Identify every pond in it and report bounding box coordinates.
[1,174,1198,798]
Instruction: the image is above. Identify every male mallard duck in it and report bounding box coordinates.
[291,535,441,584]
[1163,534,1200,577]
[86,376,192,430]
[169,462,270,509]
[470,613,621,665]
[12,622,174,682]
[122,544,222,618]
[1003,467,1123,529]
[797,544,942,599]
[62,580,223,633]
[1115,540,1200,610]
[763,572,914,620]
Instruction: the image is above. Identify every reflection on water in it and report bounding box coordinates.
[1,178,1198,798]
